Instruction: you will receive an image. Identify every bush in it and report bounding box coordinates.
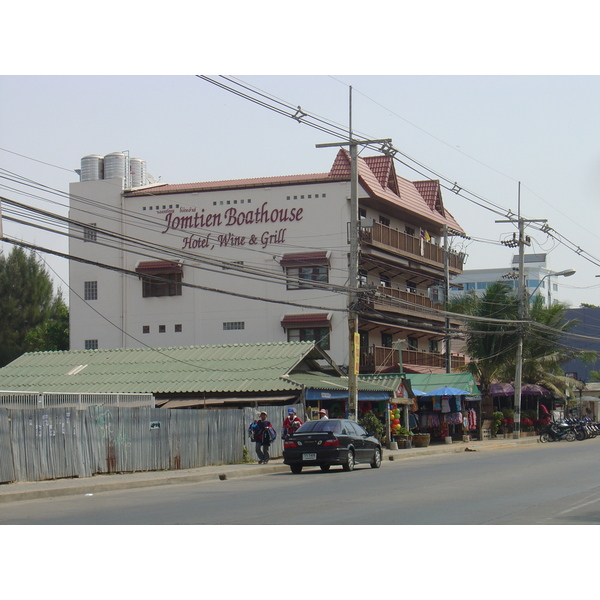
[359,411,384,440]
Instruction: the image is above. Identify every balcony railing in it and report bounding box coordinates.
[361,223,465,273]
[360,345,466,372]
[372,286,438,316]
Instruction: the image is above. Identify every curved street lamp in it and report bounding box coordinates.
[528,268,576,306]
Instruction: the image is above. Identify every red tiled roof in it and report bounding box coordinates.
[281,313,331,327]
[413,180,441,211]
[328,149,464,234]
[126,150,464,234]
[126,173,336,196]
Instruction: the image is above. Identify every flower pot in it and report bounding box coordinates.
[412,433,430,448]
[393,435,412,449]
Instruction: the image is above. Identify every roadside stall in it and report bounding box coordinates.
[404,373,480,443]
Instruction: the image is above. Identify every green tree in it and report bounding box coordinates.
[512,296,595,397]
[24,298,69,353]
[0,246,68,367]
[447,281,520,418]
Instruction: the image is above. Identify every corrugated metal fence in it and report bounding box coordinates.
[0,405,290,484]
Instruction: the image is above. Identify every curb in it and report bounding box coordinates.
[0,437,541,504]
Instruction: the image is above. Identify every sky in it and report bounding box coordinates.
[2,73,600,307]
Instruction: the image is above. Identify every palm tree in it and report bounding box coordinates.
[448,281,520,417]
[501,296,597,397]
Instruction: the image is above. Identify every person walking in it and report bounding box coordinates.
[282,407,303,439]
[254,411,274,464]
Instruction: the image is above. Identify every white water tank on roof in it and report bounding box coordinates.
[104,152,129,188]
[80,155,104,181]
[129,157,146,188]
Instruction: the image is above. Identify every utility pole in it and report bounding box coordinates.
[496,182,546,439]
[443,224,451,373]
[316,87,392,420]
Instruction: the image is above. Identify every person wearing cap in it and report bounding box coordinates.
[282,407,303,440]
[254,411,274,464]
[319,408,328,419]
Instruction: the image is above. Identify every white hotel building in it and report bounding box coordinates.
[69,150,467,374]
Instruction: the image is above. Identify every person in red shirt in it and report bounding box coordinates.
[282,407,303,439]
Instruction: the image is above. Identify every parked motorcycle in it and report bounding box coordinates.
[565,418,588,441]
[539,420,577,443]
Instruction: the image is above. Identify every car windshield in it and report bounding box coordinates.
[297,420,342,433]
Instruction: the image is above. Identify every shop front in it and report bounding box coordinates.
[403,373,481,443]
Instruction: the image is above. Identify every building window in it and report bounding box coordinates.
[359,208,367,220]
[359,269,368,286]
[286,265,328,290]
[382,332,393,348]
[380,274,391,288]
[405,226,415,237]
[136,261,183,298]
[83,223,97,242]
[84,281,97,300]
[158,325,166,333]
[223,322,245,330]
[406,280,417,294]
[407,336,418,351]
[379,216,390,227]
[287,327,330,350]
[174,324,182,332]
[429,339,439,353]
[142,325,150,334]
[476,282,488,290]
[141,272,182,297]
[84,339,98,350]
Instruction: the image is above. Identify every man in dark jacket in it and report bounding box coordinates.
[255,411,274,464]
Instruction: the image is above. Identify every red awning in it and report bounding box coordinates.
[281,313,331,328]
[135,261,182,273]
[280,251,330,266]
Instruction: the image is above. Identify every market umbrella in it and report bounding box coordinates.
[521,384,550,396]
[424,386,472,396]
[490,383,514,396]
[412,389,426,396]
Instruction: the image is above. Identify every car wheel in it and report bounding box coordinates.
[342,449,355,471]
[319,464,331,472]
[290,464,302,474]
[370,447,382,469]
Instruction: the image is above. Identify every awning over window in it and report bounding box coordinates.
[135,260,183,274]
[280,251,330,266]
[281,313,332,328]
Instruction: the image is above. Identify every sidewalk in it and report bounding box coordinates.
[0,436,540,505]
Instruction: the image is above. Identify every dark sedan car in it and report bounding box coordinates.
[283,418,382,473]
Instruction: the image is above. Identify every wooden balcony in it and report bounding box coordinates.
[360,223,465,274]
[371,287,441,320]
[360,345,466,373]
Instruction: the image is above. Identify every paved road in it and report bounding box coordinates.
[2,438,599,524]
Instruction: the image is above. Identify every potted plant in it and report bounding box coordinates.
[392,426,413,448]
[501,408,514,437]
[411,431,431,447]
[492,411,503,437]
[359,411,384,441]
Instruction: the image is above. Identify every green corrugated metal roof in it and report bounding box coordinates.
[284,371,395,392]
[0,342,336,395]
[404,373,478,394]
[360,373,478,395]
